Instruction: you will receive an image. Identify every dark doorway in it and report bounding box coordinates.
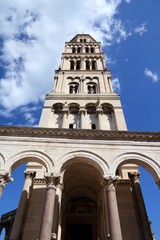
[69,224,93,240]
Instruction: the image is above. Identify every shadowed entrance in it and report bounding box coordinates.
[69,223,93,240]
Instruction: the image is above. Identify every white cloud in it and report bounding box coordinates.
[144,68,159,83]
[112,78,121,93]
[0,0,142,112]
[135,23,147,36]
[125,0,131,3]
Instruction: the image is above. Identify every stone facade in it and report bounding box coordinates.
[0,34,159,240]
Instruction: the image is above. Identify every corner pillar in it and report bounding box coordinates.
[104,176,122,240]
[129,172,153,240]
[39,173,60,240]
[0,171,13,198]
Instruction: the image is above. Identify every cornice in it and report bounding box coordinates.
[0,126,160,142]
[45,93,120,101]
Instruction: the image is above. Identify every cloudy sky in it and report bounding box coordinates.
[0,0,160,239]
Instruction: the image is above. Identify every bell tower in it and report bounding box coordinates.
[39,34,127,131]
[1,34,155,240]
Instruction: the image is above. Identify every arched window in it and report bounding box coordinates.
[76,60,81,70]
[72,47,76,53]
[70,60,74,70]
[85,47,89,53]
[87,83,97,94]
[77,47,81,53]
[86,61,90,70]
[84,39,86,42]
[92,60,96,70]
[86,105,96,114]
[91,47,94,53]
[53,103,63,114]
[69,82,79,94]
[80,39,83,42]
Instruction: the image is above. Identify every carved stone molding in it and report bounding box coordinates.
[33,178,46,185]
[104,176,120,191]
[44,173,61,189]
[0,171,13,188]
[24,171,36,180]
[129,172,140,183]
[0,125,160,142]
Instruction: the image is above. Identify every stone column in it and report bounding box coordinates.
[62,109,68,128]
[97,108,103,130]
[104,176,122,240]
[39,173,60,240]
[0,171,13,198]
[129,172,153,240]
[54,183,64,240]
[10,171,35,240]
[79,109,86,129]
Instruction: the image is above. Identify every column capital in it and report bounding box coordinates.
[24,170,36,179]
[79,108,86,115]
[44,173,61,189]
[0,170,13,189]
[103,176,119,191]
[96,106,103,114]
[129,172,140,183]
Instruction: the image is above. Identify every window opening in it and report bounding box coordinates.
[70,61,74,70]
[91,124,96,129]
[91,47,94,53]
[72,47,76,53]
[85,47,89,53]
[76,61,81,70]
[69,83,79,94]
[69,124,74,129]
[84,39,86,42]
[77,47,81,53]
[92,60,96,70]
[86,61,90,70]
[87,84,96,94]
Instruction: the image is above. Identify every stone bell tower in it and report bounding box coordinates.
[39,34,127,131]
[1,34,155,240]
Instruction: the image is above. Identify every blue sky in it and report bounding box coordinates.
[0,0,160,239]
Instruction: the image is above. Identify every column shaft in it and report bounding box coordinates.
[62,110,68,128]
[80,110,86,129]
[129,172,153,240]
[39,187,56,240]
[97,110,103,130]
[10,171,35,240]
[39,174,60,240]
[105,177,122,240]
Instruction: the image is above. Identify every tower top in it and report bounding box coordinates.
[69,34,98,43]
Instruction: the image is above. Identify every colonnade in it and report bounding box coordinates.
[60,106,114,130]
[0,171,123,240]
[0,170,159,240]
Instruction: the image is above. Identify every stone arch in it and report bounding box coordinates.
[109,152,160,181]
[58,150,108,175]
[0,153,5,169]
[5,150,54,173]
